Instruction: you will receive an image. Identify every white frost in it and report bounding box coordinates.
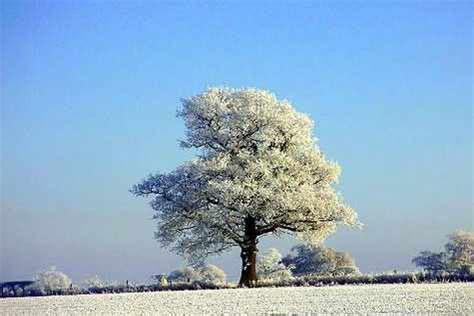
[1,283,472,314]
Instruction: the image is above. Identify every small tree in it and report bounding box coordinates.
[131,88,359,287]
[32,266,72,293]
[257,248,292,281]
[281,244,360,276]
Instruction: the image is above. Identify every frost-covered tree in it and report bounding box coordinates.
[131,87,359,287]
[257,248,292,281]
[413,230,473,275]
[281,244,360,276]
[32,266,72,293]
[167,265,226,284]
[167,267,200,283]
[258,248,284,276]
[197,264,227,284]
[445,230,474,274]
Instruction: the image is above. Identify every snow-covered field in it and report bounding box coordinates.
[1,283,472,315]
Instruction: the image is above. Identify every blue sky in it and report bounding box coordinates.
[1,1,472,283]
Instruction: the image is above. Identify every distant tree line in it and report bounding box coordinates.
[2,231,472,298]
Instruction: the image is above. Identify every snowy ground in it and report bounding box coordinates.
[1,283,472,315]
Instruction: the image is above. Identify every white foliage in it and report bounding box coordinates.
[167,265,227,284]
[445,230,474,270]
[257,248,293,281]
[32,266,72,292]
[197,264,227,284]
[132,87,359,263]
[167,267,200,283]
[282,244,360,276]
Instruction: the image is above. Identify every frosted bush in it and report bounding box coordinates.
[168,265,227,284]
[282,244,360,276]
[197,264,227,284]
[258,248,293,281]
[32,266,72,293]
[168,267,201,283]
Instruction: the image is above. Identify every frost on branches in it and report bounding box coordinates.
[167,264,227,284]
[257,248,293,281]
[281,244,360,276]
[32,266,72,294]
[131,87,359,287]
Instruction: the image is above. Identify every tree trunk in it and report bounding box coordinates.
[238,216,258,287]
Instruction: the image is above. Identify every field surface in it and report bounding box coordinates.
[1,283,472,315]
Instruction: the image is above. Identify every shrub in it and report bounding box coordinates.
[196,264,227,284]
[168,267,201,283]
[282,244,360,277]
[257,248,293,281]
[167,264,227,284]
[30,266,72,294]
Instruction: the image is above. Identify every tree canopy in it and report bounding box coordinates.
[131,87,359,286]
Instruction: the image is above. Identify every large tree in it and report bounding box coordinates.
[131,88,359,287]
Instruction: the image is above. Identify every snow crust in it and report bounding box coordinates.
[1,283,472,315]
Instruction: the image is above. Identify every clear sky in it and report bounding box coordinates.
[1,1,472,283]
